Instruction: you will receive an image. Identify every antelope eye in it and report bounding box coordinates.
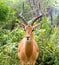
[32,29,34,32]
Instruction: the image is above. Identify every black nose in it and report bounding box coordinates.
[26,37,30,40]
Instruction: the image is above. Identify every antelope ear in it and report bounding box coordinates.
[19,23,25,28]
[33,23,41,30]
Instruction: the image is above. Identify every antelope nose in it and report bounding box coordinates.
[26,37,30,40]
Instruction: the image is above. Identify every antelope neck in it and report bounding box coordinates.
[25,39,33,58]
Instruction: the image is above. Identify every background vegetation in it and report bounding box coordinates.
[0,0,59,65]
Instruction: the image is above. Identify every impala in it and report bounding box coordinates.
[18,14,43,65]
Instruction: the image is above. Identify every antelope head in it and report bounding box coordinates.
[18,14,43,41]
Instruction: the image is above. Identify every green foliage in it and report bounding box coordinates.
[0,0,9,21]
[34,24,59,65]
[0,27,25,65]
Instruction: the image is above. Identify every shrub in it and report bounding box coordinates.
[0,0,9,21]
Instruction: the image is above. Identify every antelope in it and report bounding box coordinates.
[18,14,43,65]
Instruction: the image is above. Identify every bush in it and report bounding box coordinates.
[0,0,9,21]
[0,27,25,65]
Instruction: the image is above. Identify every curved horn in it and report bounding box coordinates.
[31,14,43,25]
[18,14,28,25]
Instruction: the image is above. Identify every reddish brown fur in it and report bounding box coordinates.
[18,25,39,65]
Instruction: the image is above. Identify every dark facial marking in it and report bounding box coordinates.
[32,28,34,32]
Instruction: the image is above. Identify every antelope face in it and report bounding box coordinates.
[25,25,34,40]
[19,23,35,40]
